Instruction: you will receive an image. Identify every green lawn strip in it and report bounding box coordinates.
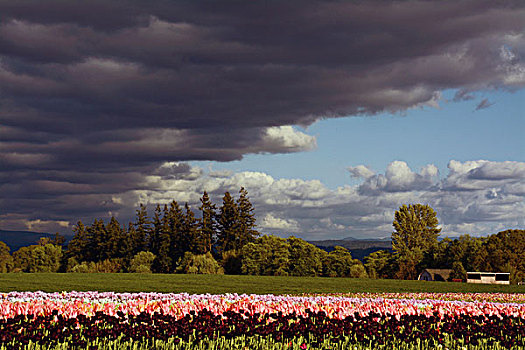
[0,273,523,294]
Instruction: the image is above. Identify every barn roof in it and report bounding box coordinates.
[420,269,452,281]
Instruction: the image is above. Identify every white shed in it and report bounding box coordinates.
[466,272,510,285]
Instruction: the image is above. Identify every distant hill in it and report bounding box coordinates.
[0,229,55,252]
[309,237,392,261]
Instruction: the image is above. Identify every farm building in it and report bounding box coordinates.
[466,272,510,285]
[418,269,452,282]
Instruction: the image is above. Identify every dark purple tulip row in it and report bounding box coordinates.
[0,309,523,349]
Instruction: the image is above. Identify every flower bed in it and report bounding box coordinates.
[0,292,523,349]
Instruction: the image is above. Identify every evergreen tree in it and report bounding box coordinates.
[197,191,216,254]
[236,187,259,248]
[87,219,107,262]
[182,203,199,254]
[216,191,239,255]
[67,220,89,262]
[132,204,150,255]
[150,205,172,273]
[105,217,124,259]
[166,200,185,269]
[122,223,136,263]
[50,232,66,247]
[150,205,163,256]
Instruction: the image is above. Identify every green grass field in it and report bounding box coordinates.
[0,273,523,294]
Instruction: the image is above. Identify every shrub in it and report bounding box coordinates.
[221,250,243,275]
[66,257,79,272]
[349,263,368,278]
[70,259,124,273]
[177,252,224,274]
[129,252,156,273]
[95,259,124,273]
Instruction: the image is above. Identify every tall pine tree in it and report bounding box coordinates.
[67,220,89,262]
[197,191,216,254]
[237,187,259,248]
[150,205,163,256]
[132,204,150,255]
[216,191,239,255]
[150,205,172,273]
[182,203,199,254]
[166,200,185,269]
[105,216,124,260]
[87,219,107,262]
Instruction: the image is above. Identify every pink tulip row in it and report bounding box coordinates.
[0,292,523,322]
[323,292,525,304]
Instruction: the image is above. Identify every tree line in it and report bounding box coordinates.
[365,204,525,284]
[0,198,522,283]
[0,188,367,277]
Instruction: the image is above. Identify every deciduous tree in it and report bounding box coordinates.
[288,237,325,277]
[322,246,355,277]
[0,241,13,273]
[364,250,397,279]
[241,235,290,276]
[392,204,441,279]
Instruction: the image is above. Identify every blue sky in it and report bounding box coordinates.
[193,88,524,190]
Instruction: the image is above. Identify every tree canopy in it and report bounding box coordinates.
[392,204,441,279]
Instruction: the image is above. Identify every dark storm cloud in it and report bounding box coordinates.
[1,0,524,233]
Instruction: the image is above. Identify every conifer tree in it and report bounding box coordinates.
[106,216,124,259]
[236,187,259,247]
[67,220,89,262]
[87,219,107,262]
[166,200,185,268]
[122,223,136,262]
[153,205,172,273]
[216,191,239,255]
[182,203,199,254]
[150,205,163,256]
[132,204,150,255]
[197,191,216,254]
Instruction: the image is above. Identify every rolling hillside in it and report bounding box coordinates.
[0,229,56,252]
[309,237,392,261]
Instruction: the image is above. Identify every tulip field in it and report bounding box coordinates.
[0,291,524,349]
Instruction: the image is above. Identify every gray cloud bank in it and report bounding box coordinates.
[1,1,524,235]
[2,159,524,239]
